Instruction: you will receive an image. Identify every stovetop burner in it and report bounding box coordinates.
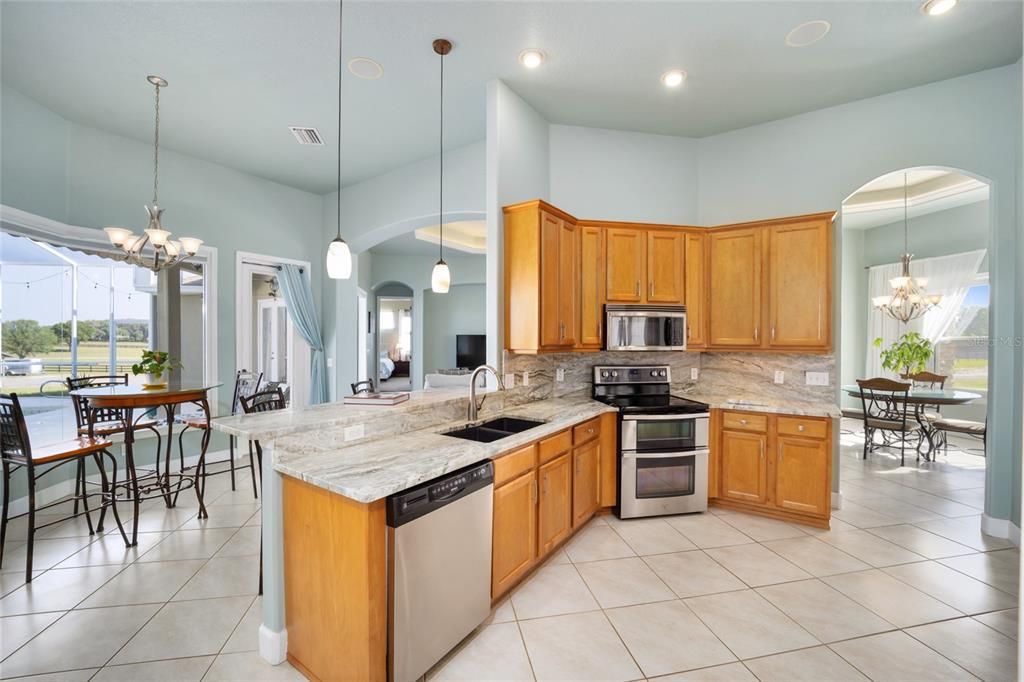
[592,365,709,415]
[595,393,709,414]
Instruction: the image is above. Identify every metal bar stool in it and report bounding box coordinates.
[0,393,129,582]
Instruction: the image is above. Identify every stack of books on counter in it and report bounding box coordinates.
[343,392,410,406]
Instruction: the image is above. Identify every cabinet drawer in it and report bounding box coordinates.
[777,416,828,440]
[538,430,573,463]
[722,412,767,433]
[573,418,601,446]
[494,444,537,487]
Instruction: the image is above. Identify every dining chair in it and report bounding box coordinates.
[901,371,948,451]
[856,378,921,466]
[0,393,128,582]
[238,386,287,596]
[177,370,263,498]
[934,416,987,456]
[350,380,374,395]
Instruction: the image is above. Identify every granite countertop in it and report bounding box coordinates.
[680,390,840,419]
[271,396,617,503]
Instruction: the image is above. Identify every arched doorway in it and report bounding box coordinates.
[373,281,414,391]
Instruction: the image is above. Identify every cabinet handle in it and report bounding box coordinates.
[798,424,805,432]
[740,419,748,425]
[760,441,765,460]
[544,474,549,497]
[560,322,565,340]
[587,427,595,434]
[649,281,654,298]
[531,479,538,503]
[635,281,641,297]
[597,321,602,341]
[754,327,759,342]
[778,444,783,462]
[771,327,776,340]
[576,455,581,475]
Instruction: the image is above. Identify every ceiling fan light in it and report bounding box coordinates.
[327,237,352,280]
[431,260,451,294]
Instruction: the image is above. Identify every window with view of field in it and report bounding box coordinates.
[932,279,989,393]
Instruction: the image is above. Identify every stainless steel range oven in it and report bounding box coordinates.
[593,365,710,519]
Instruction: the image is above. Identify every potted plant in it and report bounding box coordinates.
[132,350,182,389]
[873,332,934,378]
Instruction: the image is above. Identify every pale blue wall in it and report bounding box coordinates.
[423,284,487,374]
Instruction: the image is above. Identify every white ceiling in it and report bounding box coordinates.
[2,1,1020,194]
[841,169,989,230]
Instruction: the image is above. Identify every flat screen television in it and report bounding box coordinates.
[456,334,486,369]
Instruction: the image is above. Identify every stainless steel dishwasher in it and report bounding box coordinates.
[387,460,494,682]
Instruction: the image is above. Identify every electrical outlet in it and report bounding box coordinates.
[555,368,565,383]
[343,424,365,442]
[690,367,699,381]
[774,370,785,384]
[805,371,830,386]
[522,372,530,386]
[503,373,515,388]
[326,357,334,368]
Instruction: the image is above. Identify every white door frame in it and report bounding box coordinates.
[357,288,368,383]
[236,251,311,408]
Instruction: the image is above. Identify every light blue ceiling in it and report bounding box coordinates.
[1,1,1020,194]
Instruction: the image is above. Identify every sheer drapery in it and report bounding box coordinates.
[865,261,911,378]
[276,264,329,405]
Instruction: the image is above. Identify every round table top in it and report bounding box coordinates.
[842,384,982,405]
[70,381,222,407]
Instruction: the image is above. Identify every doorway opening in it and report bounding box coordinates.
[375,284,413,392]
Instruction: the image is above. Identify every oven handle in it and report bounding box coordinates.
[622,448,710,460]
[622,412,710,422]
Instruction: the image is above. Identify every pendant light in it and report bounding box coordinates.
[871,172,942,323]
[103,76,203,272]
[430,38,452,294]
[326,0,352,280]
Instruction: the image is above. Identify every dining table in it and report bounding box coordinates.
[68,380,222,545]
[841,384,982,461]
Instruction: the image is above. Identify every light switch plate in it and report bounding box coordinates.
[774,370,785,384]
[504,373,515,388]
[326,357,334,368]
[805,371,830,386]
[691,367,699,381]
[556,368,565,382]
[343,424,365,442]
[522,372,530,386]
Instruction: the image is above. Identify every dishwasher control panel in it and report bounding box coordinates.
[387,460,494,528]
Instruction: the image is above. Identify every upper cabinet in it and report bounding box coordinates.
[605,227,685,305]
[605,228,645,303]
[647,231,685,303]
[683,232,707,350]
[766,217,831,349]
[578,225,605,350]
[708,228,762,347]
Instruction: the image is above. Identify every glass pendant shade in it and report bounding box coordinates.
[326,237,352,280]
[144,228,171,247]
[104,227,133,247]
[431,260,451,293]
[179,237,204,255]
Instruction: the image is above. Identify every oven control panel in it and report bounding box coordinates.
[593,366,671,385]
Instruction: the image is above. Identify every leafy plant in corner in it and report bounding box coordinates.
[873,332,933,377]
[131,350,182,381]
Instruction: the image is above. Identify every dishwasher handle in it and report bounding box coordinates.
[387,460,494,528]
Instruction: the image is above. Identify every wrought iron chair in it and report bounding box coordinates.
[1,393,128,582]
[350,380,374,395]
[238,386,287,596]
[857,378,921,466]
[902,371,948,452]
[934,416,987,456]
[177,370,262,498]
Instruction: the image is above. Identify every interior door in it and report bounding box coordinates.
[605,228,645,303]
[720,430,767,504]
[646,231,684,303]
[257,299,290,384]
[684,232,707,349]
[774,436,829,515]
[577,225,604,348]
[708,228,762,347]
[767,219,830,348]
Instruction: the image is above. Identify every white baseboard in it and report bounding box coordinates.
[831,492,843,510]
[259,624,288,665]
[981,514,1021,546]
[6,448,232,517]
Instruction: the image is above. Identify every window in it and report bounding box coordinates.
[932,275,989,393]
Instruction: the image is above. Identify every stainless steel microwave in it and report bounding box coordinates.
[605,305,687,351]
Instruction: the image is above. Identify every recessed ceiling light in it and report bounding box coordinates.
[785,20,831,47]
[660,69,687,88]
[347,57,383,79]
[518,49,545,69]
[921,0,957,15]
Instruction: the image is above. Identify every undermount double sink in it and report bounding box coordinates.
[443,417,545,443]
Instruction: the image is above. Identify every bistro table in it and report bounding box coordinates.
[68,380,222,545]
[842,384,982,461]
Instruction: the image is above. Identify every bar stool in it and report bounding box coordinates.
[177,370,262,498]
[0,393,129,582]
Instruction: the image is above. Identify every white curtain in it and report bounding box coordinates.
[864,249,985,379]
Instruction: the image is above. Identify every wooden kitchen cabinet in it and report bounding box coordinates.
[492,470,538,598]
[605,228,645,302]
[708,227,762,347]
[538,453,572,554]
[766,217,831,349]
[719,429,768,504]
[599,412,618,508]
[647,231,685,303]
[539,211,577,348]
[572,439,600,528]
[774,435,830,516]
[578,225,605,349]
[683,232,707,349]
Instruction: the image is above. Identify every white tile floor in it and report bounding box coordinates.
[427,424,1019,682]
[0,425,1017,681]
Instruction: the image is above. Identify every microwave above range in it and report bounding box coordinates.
[605,305,687,352]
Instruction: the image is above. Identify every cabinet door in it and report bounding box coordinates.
[708,228,762,347]
[720,430,768,504]
[572,440,600,528]
[605,228,645,303]
[774,436,830,516]
[647,231,684,303]
[539,212,565,348]
[558,220,578,347]
[492,471,538,598]
[684,232,707,349]
[578,225,605,348]
[767,219,830,348]
[538,453,572,554]
[598,412,618,508]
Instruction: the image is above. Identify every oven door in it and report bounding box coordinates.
[622,413,709,452]
[605,307,686,351]
[620,449,709,519]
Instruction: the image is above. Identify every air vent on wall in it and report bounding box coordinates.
[289,126,325,145]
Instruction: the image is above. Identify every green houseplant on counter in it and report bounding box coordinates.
[132,349,182,389]
[873,331,933,378]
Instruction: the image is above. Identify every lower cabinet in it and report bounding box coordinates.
[713,409,832,527]
[572,439,600,528]
[538,454,572,554]
[491,470,538,598]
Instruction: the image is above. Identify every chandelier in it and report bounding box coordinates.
[103,76,203,272]
[871,172,941,323]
